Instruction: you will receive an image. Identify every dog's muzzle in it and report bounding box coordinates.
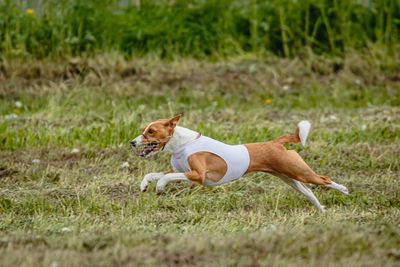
[131,140,159,158]
[131,134,172,158]
[130,140,137,147]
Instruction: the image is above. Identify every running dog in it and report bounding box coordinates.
[130,115,348,212]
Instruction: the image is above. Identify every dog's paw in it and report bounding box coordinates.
[340,186,349,195]
[314,205,326,213]
[141,184,148,192]
[335,183,349,195]
[156,182,166,194]
[140,180,149,192]
[320,205,326,213]
[156,185,164,194]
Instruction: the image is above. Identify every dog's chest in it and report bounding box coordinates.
[171,155,191,173]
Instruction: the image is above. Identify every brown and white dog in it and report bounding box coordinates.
[130,115,348,212]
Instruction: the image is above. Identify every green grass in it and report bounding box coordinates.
[0,0,399,59]
[0,53,399,266]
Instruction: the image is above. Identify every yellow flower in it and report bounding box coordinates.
[13,108,20,114]
[27,9,34,14]
[265,98,272,104]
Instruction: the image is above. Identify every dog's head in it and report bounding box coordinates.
[130,114,181,158]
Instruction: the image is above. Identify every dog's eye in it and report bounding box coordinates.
[148,129,154,134]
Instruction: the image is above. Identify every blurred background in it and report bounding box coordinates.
[1,0,399,59]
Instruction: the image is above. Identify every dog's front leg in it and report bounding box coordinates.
[141,170,173,192]
[140,173,164,192]
[156,173,193,193]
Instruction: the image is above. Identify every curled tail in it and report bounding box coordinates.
[273,120,311,147]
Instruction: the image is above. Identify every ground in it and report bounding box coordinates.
[0,54,399,266]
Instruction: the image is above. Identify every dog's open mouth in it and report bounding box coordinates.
[140,145,153,158]
[138,142,158,158]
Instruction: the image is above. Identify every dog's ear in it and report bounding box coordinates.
[166,114,181,128]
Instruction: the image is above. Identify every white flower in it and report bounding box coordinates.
[71,148,80,153]
[121,162,130,168]
[329,115,337,121]
[61,227,71,232]
[361,125,367,130]
[32,159,40,163]
[93,176,98,180]
[282,85,290,91]
[15,101,22,108]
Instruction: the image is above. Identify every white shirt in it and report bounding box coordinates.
[171,135,250,186]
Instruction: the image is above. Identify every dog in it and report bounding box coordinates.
[130,115,349,212]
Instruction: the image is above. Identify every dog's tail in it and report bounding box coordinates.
[273,120,311,147]
[297,120,311,146]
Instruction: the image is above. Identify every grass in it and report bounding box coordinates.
[0,0,399,59]
[0,52,400,266]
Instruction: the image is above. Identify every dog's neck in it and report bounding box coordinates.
[164,126,198,154]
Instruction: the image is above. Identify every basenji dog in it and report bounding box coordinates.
[130,115,349,212]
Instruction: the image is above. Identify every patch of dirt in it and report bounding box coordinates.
[47,152,84,168]
[0,149,86,168]
[0,166,19,180]
[45,189,76,199]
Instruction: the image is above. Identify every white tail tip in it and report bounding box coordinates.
[298,120,311,147]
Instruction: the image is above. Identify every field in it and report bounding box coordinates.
[0,52,399,266]
[0,0,399,265]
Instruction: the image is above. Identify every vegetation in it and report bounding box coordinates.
[0,0,399,59]
[0,0,399,265]
[0,53,399,265]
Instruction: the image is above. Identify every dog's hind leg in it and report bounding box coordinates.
[280,150,348,194]
[324,181,349,195]
[279,150,333,185]
[278,176,326,212]
[280,151,349,194]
